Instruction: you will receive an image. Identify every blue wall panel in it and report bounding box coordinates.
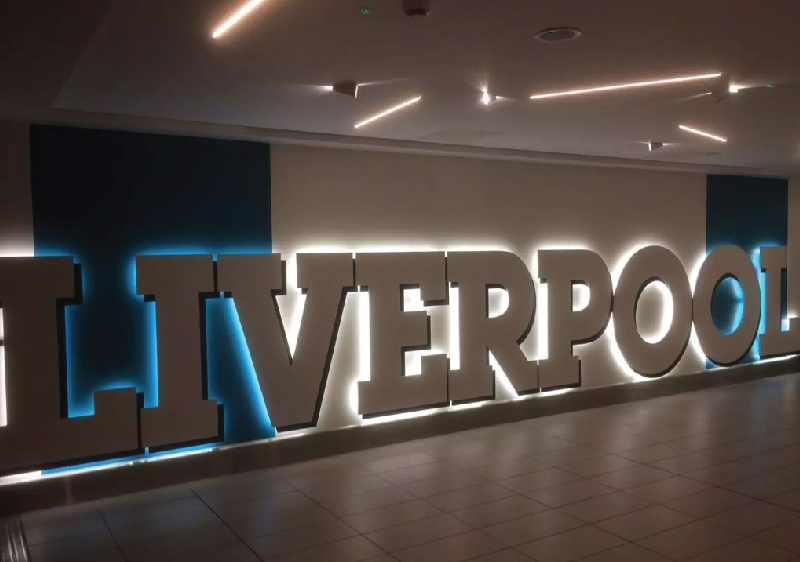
[706,174,789,364]
[30,126,275,461]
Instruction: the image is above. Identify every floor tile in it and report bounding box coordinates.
[27,546,126,562]
[534,446,607,467]
[663,487,755,517]
[649,451,728,474]
[496,468,582,493]
[561,455,639,477]
[212,491,314,522]
[770,488,800,511]
[341,499,442,533]
[723,473,800,499]
[592,465,672,490]
[509,437,577,456]
[451,496,547,527]
[685,538,796,562]
[626,476,711,502]
[284,466,372,488]
[558,491,652,523]
[471,458,550,481]
[110,508,221,545]
[321,486,416,517]
[468,550,534,562]
[618,442,691,463]
[483,510,585,546]
[394,530,504,562]
[589,436,660,454]
[685,460,770,486]
[246,519,357,559]
[102,497,210,529]
[426,482,516,512]
[296,474,394,502]
[706,501,800,535]
[174,542,260,562]
[365,513,471,552]
[380,461,462,485]
[518,525,625,562]
[637,520,742,560]
[23,514,107,546]
[190,479,294,508]
[578,543,673,562]
[757,519,800,554]
[400,472,487,498]
[361,452,437,474]
[122,524,241,562]
[25,531,118,562]
[267,537,385,562]
[225,504,335,540]
[527,479,615,508]
[449,450,528,470]
[596,505,695,541]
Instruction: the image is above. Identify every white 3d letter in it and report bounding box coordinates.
[693,246,760,366]
[0,257,139,473]
[758,246,800,358]
[447,251,538,400]
[136,255,221,449]
[538,250,612,390]
[355,252,448,417]
[216,253,354,430]
[613,246,693,377]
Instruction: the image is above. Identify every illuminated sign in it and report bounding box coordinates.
[0,245,797,474]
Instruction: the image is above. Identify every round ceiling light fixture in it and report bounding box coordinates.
[535,27,582,43]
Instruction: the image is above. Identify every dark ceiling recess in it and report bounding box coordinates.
[402,0,432,19]
[535,27,582,43]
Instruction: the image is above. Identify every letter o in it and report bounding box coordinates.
[613,246,693,377]
[693,246,760,366]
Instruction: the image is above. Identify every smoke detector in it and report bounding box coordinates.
[403,0,431,19]
[535,27,582,43]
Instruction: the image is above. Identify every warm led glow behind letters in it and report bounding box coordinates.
[0,245,798,474]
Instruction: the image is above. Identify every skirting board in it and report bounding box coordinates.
[1,358,799,517]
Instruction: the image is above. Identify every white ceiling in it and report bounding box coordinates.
[4,0,800,172]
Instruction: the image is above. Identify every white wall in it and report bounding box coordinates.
[271,144,708,432]
[0,122,33,257]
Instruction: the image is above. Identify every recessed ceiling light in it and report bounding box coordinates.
[679,124,727,143]
[212,0,269,39]
[355,96,422,129]
[530,72,722,100]
[481,90,496,105]
[535,27,582,43]
[728,84,745,94]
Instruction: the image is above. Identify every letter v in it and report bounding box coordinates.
[217,254,355,430]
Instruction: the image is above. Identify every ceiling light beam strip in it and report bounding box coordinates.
[679,124,727,143]
[530,73,722,100]
[212,0,268,39]
[355,96,422,129]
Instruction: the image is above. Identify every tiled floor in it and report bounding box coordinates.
[18,373,800,562]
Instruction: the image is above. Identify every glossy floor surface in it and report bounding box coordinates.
[18,373,800,562]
